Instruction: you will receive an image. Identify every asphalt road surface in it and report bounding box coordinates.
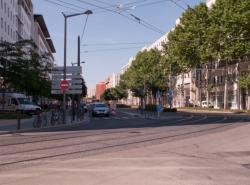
[0,109,250,185]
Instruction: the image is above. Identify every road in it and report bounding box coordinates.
[0,109,250,185]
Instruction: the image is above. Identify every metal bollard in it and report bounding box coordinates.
[17,112,21,130]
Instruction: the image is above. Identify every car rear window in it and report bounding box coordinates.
[95,104,107,108]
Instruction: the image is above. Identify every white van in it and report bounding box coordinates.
[201,101,213,108]
[0,93,41,114]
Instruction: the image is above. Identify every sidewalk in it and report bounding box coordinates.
[0,113,89,134]
[178,108,248,114]
[0,118,33,133]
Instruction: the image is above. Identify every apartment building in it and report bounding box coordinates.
[95,82,106,100]
[17,0,33,41]
[0,0,55,63]
[87,88,96,99]
[105,73,120,89]
[141,33,168,52]
[33,14,55,65]
[0,0,18,42]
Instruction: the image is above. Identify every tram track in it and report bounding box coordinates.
[0,114,195,146]
[0,115,246,170]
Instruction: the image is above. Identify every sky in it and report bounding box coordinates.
[33,0,204,89]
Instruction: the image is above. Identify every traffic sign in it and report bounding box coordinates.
[60,80,69,91]
[52,84,82,89]
[51,90,82,94]
[52,74,82,80]
[52,66,82,74]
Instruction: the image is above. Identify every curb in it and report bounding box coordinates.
[0,119,89,135]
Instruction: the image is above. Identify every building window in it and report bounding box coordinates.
[1,0,2,9]
[8,7,9,18]
[4,21,6,32]
[4,2,6,13]
[8,25,9,35]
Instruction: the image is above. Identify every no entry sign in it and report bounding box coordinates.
[60,80,69,92]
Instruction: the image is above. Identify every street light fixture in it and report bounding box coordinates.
[62,10,92,124]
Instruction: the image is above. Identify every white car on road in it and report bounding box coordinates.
[91,103,110,117]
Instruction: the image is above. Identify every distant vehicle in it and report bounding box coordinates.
[201,101,213,108]
[91,102,110,117]
[0,93,41,115]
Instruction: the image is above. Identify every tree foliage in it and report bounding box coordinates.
[103,86,128,101]
[120,49,165,98]
[0,40,52,97]
[81,78,87,97]
[163,3,211,74]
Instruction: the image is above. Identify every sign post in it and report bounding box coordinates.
[156,90,163,118]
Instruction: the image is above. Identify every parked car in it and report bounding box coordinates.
[91,103,110,117]
[201,101,214,108]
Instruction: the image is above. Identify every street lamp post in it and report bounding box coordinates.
[62,10,92,124]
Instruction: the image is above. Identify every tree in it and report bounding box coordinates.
[120,49,165,105]
[209,0,250,109]
[0,40,52,97]
[81,78,87,97]
[163,3,211,74]
[103,86,128,101]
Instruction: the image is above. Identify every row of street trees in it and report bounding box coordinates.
[119,0,250,109]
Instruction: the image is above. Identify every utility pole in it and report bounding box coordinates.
[63,13,67,124]
[77,36,80,111]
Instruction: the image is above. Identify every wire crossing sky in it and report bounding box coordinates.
[34,0,204,88]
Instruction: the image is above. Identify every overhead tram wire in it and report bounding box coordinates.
[53,0,89,11]
[42,0,164,35]
[43,0,182,35]
[169,0,186,10]
[74,0,165,35]
[130,13,165,34]
[43,0,84,12]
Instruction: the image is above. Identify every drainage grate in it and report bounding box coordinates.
[242,164,250,170]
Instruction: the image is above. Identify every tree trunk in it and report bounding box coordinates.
[224,62,229,110]
[247,90,250,112]
[236,62,241,110]
[206,64,209,107]
[181,73,184,107]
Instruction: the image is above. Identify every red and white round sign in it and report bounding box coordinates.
[60,80,69,92]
